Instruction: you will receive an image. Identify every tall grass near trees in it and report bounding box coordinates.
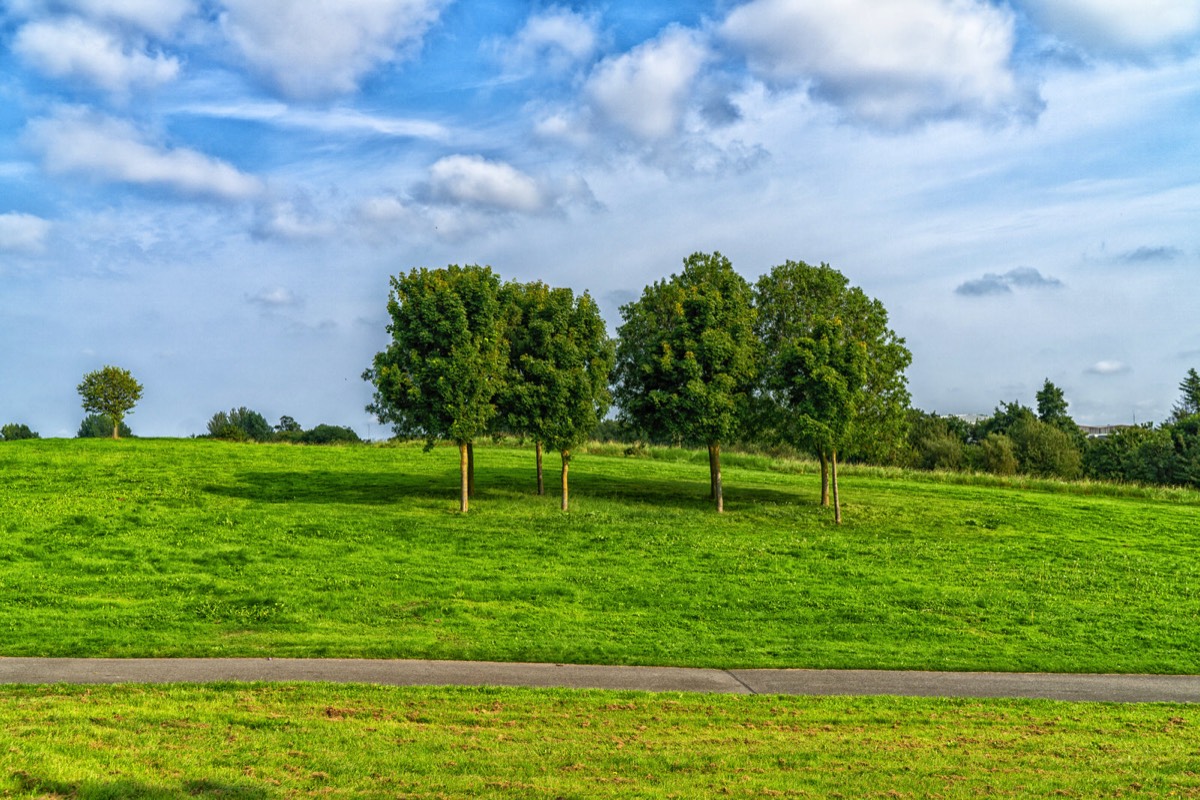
[1,438,1198,673]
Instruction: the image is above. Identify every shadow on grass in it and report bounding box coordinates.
[11,771,268,798]
[202,463,814,512]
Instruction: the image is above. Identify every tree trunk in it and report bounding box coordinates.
[536,441,544,496]
[711,441,724,513]
[459,442,469,513]
[561,450,570,512]
[112,418,120,440]
[819,451,830,506]
[467,441,475,498]
[708,443,717,500]
[832,449,842,525]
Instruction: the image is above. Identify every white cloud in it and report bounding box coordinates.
[585,25,708,140]
[502,7,600,74]
[14,17,180,94]
[0,212,52,253]
[176,101,449,141]
[254,199,335,240]
[721,0,1032,127]
[219,0,448,99]
[27,108,263,200]
[4,0,193,36]
[1087,360,1131,375]
[248,287,301,308]
[1018,0,1200,56]
[427,154,545,213]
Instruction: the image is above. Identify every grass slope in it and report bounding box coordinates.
[2,683,1199,798]
[1,438,1198,672]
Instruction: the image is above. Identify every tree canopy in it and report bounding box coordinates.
[364,264,507,513]
[613,251,757,512]
[1173,368,1200,422]
[77,366,143,440]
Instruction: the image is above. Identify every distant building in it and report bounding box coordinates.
[1078,424,1133,439]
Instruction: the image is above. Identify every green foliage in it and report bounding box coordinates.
[206,407,273,442]
[754,260,912,465]
[77,414,132,439]
[1171,367,1200,422]
[365,264,506,449]
[1,423,39,441]
[980,432,1018,476]
[498,280,614,455]
[299,424,361,445]
[1035,378,1070,426]
[76,365,142,439]
[275,415,302,433]
[1009,416,1083,479]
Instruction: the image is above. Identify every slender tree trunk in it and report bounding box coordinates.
[112,417,120,440]
[561,450,570,512]
[832,449,842,525]
[708,444,718,500]
[467,441,475,498]
[536,441,544,496]
[711,441,724,513]
[459,442,469,513]
[819,451,830,506]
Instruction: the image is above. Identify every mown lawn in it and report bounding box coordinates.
[1,438,1198,673]
[2,683,1199,798]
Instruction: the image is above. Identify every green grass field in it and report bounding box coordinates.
[1,438,1198,673]
[2,683,1199,798]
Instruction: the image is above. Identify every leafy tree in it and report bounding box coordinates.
[1008,416,1082,479]
[1036,379,1069,426]
[275,415,302,433]
[613,252,757,512]
[364,264,507,513]
[980,432,1018,476]
[1,423,39,440]
[906,410,966,471]
[78,414,132,439]
[207,407,273,441]
[300,424,362,444]
[754,260,911,504]
[498,281,614,509]
[1171,368,1200,422]
[77,365,142,439]
[761,316,867,522]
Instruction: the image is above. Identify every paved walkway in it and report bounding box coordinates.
[2,658,1199,703]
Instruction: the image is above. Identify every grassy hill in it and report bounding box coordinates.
[2,438,1198,673]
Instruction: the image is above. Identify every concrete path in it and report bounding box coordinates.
[3,658,1200,703]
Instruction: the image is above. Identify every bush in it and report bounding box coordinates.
[1,423,39,441]
[300,424,362,445]
[77,414,132,439]
[980,433,1018,476]
[1009,417,1082,480]
[207,407,273,442]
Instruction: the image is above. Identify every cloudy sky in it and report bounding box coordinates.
[2,0,1198,437]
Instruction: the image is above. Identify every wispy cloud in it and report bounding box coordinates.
[498,7,600,76]
[955,266,1064,296]
[175,102,450,141]
[1120,245,1182,263]
[0,212,51,253]
[1086,360,1131,376]
[26,107,263,200]
[1016,0,1200,58]
[247,286,301,308]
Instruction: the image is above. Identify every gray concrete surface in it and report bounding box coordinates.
[2,658,1199,703]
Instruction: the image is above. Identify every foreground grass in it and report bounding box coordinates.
[2,683,1199,798]
[1,438,1199,672]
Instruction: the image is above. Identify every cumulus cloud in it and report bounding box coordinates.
[14,17,180,94]
[501,7,600,74]
[0,212,52,253]
[956,266,1063,296]
[721,0,1035,127]
[1017,0,1200,57]
[5,0,194,37]
[219,0,448,99]
[26,108,263,200]
[1087,360,1131,375]
[585,25,708,140]
[426,154,545,213]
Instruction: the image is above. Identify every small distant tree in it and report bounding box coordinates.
[1171,368,1200,422]
[275,415,302,433]
[613,252,757,513]
[207,407,273,441]
[1036,379,1069,426]
[364,264,507,513]
[300,424,362,444]
[77,366,143,439]
[78,414,132,439]
[1,423,39,441]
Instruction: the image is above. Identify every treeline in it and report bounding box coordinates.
[204,408,361,445]
[908,372,1200,488]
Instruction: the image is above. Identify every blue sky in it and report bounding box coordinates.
[2,0,1199,437]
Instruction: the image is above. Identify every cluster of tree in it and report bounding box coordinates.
[365,265,612,512]
[205,409,361,445]
[78,414,133,438]
[907,372,1200,488]
[1,423,39,440]
[365,255,910,521]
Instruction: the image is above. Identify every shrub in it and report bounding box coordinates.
[78,414,132,439]
[1,423,39,441]
[300,424,361,445]
[1009,417,1082,480]
[207,408,273,442]
[980,432,1018,476]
